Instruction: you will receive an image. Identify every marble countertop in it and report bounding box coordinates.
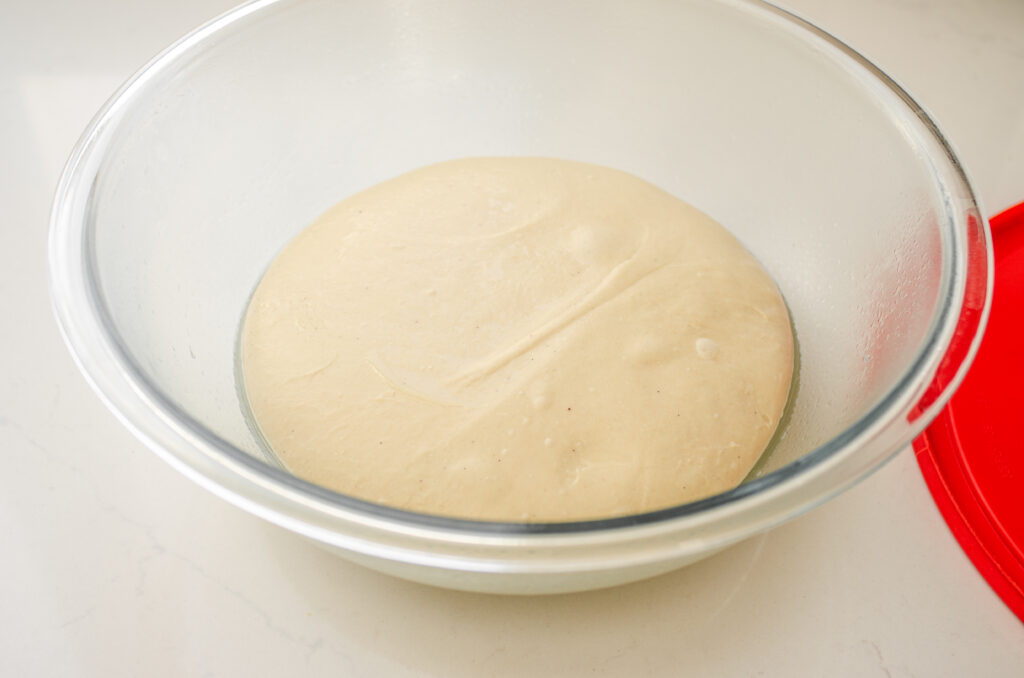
[3,0,1022,675]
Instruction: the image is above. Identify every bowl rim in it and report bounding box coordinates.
[48,0,992,571]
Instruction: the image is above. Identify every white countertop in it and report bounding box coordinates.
[3,0,1022,675]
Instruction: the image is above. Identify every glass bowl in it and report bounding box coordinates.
[48,0,991,594]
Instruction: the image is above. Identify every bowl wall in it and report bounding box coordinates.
[51,0,989,592]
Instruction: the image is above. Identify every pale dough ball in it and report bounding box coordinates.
[241,157,794,521]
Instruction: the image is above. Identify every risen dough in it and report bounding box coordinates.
[240,158,793,521]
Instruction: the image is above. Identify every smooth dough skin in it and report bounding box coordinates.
[240,158,794,521]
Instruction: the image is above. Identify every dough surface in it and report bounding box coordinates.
[240,158,793,521]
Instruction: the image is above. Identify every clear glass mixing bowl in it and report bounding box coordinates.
[49,0,991,593]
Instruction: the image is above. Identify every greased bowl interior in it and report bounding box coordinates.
[49,0,990,593]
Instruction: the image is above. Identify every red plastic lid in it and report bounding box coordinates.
[914,201,1024,623]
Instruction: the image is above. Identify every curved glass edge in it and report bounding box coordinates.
[47,0,993,569]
